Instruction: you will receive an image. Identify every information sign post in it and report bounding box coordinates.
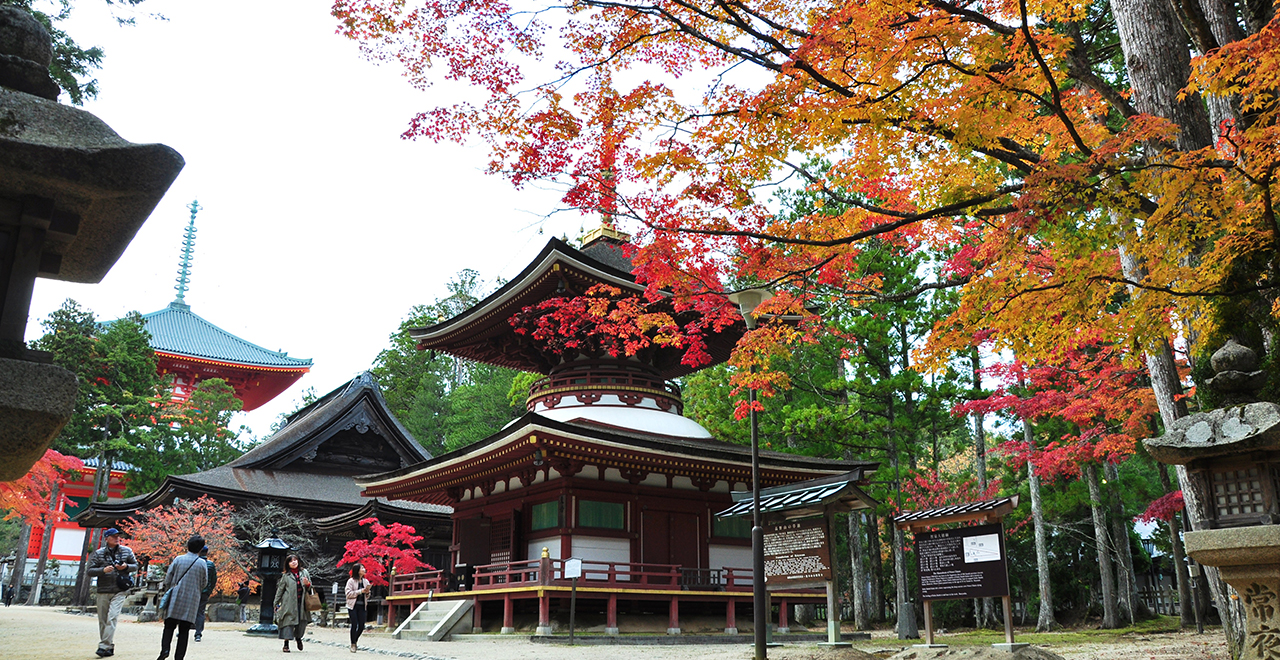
[895,497,1024,652]
[763,516,849,647]
[565,558,582,645]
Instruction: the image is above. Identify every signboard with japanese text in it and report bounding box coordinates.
[763,517,832,589]
[915,522,1009,601]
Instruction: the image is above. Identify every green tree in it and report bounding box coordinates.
[372,270,527,454]
[128,379,247,495]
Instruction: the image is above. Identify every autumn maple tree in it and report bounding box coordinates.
[119,495,249,595]
[0,450,82,524]
[340,518,432,586]
[335,0,1276,649]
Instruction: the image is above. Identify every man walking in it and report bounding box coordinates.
[193,546,217,642]
[87,528,137,658]
[237,582,251,623]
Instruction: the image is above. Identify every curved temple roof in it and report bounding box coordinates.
[141,302,312,370]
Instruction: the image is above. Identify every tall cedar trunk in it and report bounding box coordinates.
[850,512,870,629]
[868,511,885,622]
[969,350,996,627]
[1026,425,1060,631]
[1086,464,1121,628]
[1158,463,1196,625]
[1105,461,1139,624]
[24,483,59,606]
[893,523,918,638]
[7,524,30,598]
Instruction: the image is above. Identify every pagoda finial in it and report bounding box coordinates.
[174,200,200,305]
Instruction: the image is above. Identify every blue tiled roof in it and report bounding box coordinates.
[140,302,312,369]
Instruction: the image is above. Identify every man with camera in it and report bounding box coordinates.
[87,528,138,658]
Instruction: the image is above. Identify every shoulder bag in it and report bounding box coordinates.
[110,548,134,591]
[158,557,199,614]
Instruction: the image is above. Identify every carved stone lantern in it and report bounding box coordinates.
[247,535,291,635]
[1144,340,1280,659]
[0,7,183,481]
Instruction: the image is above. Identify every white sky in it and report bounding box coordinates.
[24,0,587,438]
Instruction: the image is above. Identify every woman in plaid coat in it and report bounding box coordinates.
[158,536,209,660]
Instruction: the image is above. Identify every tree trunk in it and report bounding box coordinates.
[24,483,59,606]
[1105,461,1139,625]
[8,524,30,600]
[868,511,885,622]
[969,350,996,628]
[1158,464,1195,625]
[75,453,114,607]
[1086,464,1121,628]
[893,523,917,638]
[1027,453,1059,631]
[850,512,870,629]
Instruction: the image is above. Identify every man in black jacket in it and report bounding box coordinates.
[87,528,137,658]
[193,547,217,642]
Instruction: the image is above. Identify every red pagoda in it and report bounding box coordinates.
[358,228,878,637]
[140,203,310,411]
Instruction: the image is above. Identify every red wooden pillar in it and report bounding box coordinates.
[387,602,397,629]
[472,597,483,634]
[667,596,680,635]
[502,593,515,634]
[606,593,619,635]
[725,598,738,635]
[536,590,552,635]
[777,598,789,634]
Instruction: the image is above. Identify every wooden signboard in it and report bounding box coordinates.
[915,522,1010,601]
[763,517,832,589]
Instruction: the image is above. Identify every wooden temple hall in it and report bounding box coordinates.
[358,228,879,635]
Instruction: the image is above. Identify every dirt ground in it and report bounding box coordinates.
[0,605,1228,660]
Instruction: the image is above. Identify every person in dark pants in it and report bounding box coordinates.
[159,535,209,660]
[237,582,251,623]
[193,547,217,642]
[3,584,13,607]
[344,564,371,653]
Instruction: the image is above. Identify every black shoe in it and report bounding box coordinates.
[194,635,202,642]
[296,639,303,651]
[157,653,168,660]
[96,650,112,658]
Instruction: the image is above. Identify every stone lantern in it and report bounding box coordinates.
[246,535,291,635]
[1144,340,1280,659]
[0,7,183,481]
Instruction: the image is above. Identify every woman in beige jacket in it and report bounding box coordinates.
[344,565,371,653]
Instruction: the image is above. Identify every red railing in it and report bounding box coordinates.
[391,569,445,595]
[390,561,791,597]
[473,559,543,588]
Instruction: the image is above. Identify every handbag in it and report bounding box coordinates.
[303,587,322,612]
[109,548,134,591]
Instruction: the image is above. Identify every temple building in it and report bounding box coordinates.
[140,203,311,411]
[75,373,452,569]
[359,228,878,635]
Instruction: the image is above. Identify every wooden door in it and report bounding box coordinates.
[669,513,701,569]
[641,510,670,565]
[456,517,491,568]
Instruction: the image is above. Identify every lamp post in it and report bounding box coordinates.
[247,533,290,636]
[728,288,773,660]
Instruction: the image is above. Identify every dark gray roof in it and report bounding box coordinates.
[893,496,1019,526]
[231,372,428,469]
[717,471,878,519]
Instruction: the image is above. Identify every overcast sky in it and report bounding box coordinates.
[25,0,587,438]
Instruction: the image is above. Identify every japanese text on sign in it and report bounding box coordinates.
[763,518,832,587]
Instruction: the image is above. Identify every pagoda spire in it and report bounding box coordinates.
[174,200,200,305]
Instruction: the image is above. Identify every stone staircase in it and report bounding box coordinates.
[392,600,473,642]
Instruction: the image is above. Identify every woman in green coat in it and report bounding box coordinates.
[273,555,311,653]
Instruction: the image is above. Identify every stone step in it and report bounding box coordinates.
[396,629,436,641]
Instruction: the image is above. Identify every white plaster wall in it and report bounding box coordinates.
[570,536,632,581]
[709,544,752,571]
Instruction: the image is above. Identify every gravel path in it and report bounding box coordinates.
[0,605,1228,660]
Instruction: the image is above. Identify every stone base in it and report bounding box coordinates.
[776,627,789,634]
[992,643,1030,652]
[1185,526,1280,660]
[0,357,76,481]
[535,625,553,636]
[666,627,680,635]
[472,627,482,634]
[500,627,515,634]
[724,627,737,635]
[605,627,619,635]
